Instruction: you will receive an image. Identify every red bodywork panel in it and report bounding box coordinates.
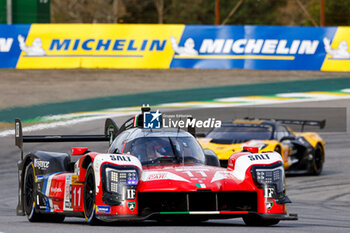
[71,147,88,156]
[138,164,256,192]
[38,151,287,219]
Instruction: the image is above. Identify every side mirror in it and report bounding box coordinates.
[105,118,119,146]
[204,149,220,167]
[280,136,295,142]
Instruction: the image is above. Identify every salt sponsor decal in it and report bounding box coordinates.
[109,154,132,162]
[248,153,271,161]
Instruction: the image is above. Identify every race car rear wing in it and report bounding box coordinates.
[15,118,119,160]
[243,117,326,132]
[274,119,326,130]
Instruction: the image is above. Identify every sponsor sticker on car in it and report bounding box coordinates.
[97,206,111,214]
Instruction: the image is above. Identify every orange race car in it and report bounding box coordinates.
[198,119,325,175]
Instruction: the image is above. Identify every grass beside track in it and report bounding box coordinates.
[0,77,349,128]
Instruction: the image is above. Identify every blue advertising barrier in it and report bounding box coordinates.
[170,25,338,70]
[0,24,30,68]
[0,24,349,71]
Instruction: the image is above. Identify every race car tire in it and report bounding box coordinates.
[242,215,280,226]
[274,146,281,155]
[23,162,42,222]
[84,163,99,225]
[23,162,65,223]
[309,144,324,176]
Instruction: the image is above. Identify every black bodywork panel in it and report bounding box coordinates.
[17,151,71,215]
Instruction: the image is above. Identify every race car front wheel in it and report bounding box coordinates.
[84,163,99,225]
[23,162,65,223]
[243,215,280,226]
[274,146,281,155]
[309,144,324,175]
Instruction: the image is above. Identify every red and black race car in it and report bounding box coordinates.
[15,106,297,226]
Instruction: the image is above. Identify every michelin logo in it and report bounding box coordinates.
[18,35,46,56]
[13,34,321,57]
[170,36,198,56]
[199,39,319,55]
[49,38,166,52]
[17,37,166,54]
[0,38,13,52]
[323,37,350,59]
[171,36,320,56]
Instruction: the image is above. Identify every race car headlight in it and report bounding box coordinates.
[255,168,283,192]
[102,165,140,206]
[110,170,119,192]
[105,168,139,194]
[251,162,285,199]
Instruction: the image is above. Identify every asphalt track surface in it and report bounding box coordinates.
[0,99,350,233]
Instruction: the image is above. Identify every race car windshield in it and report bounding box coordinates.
[206,125,273,144]
[125,137,205,166]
